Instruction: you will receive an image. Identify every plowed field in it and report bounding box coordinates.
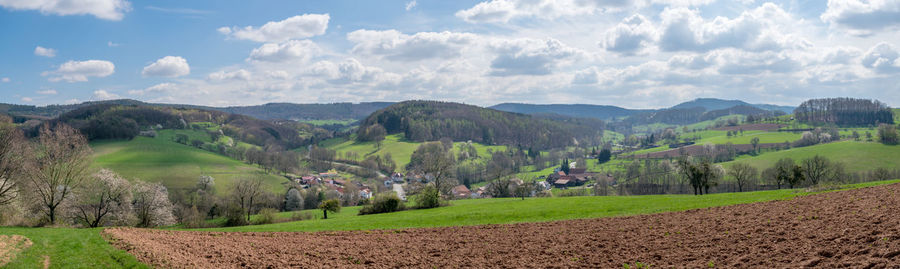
[106,183,900,268]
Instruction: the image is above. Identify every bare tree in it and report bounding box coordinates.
[231,178,263,222]
[409,142,456,195]
[72,169,133,227]
[24,123,92,225]
[132,180,176,227]
[727,163,757,192]
[0,121,26,206]
[802,155,831,185]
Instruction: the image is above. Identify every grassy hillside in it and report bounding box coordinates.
[91,130,287,194]
[723,140,900,172]
[0,228,148,268]
[324,134,506,170]
[202,180,897,232]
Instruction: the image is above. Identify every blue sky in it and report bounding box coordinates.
[1,0,899,108]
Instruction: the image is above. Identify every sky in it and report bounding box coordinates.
[1,0,899,109]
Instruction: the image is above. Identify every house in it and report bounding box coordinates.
[391,172,404,183]
[299,176,316,185]
[332,179,347,186]
[451,185,471,199]
[359,189,372,200]
[319,172,338,178]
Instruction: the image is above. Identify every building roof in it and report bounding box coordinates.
[569,168,587,174]
[452,185,470,194]
[554,179,570,185]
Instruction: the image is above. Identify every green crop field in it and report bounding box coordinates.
[723,141,900,172]
[200,180,898,233]
[91,130,288,194]
[0,227,148,268]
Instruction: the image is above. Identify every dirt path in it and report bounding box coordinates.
[0,235,32,267]
[106,183,900,268]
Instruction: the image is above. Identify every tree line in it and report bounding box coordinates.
[794,98,893,126]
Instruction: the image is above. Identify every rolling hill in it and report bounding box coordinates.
[357,101,606,149]
[489,103,650,120]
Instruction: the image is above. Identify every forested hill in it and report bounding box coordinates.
[1,99,394,123]
[356,101,606,149]
[671,98,794,114]
[220,102,394,121]
[45,103,330,149]
[489,103,651,120]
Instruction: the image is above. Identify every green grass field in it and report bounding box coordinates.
[723,140,900,172]
[91,130,287,194]
[696,130,801,145]
[0,227,148,268]
[201,180,897,233]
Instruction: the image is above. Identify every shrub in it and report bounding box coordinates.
[290,211,314,221]
[181,206,209,228]
[318,199,341,219]
[359,193,405,215]
[223,204,248,227]
[416,184,442,209]
[255,208,278,225]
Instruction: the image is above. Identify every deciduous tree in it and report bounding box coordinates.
[24,123,92,225]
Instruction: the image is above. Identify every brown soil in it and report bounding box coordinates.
[106,183,900,268]
[714,123,783,132]
[0,235,32,267]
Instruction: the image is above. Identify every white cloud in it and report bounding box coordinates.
[861,42,900,73]
[821,0,900,35]
[43,60,115,82]
[347,30,477,61]
[0,0,131,20]
[248,40,321,63]
[142,56,190,77]
[312,58,399,84]
[658,3,807,53]
[107,41,120,47]
[488,38,582,76]
[456,0,636,23]
[207,69,252,81]
[405,0,417,11]
[128,83,177,95]
[92,89,120,100]
[20,97,32,102]
[36,89,57,95]
[219,13,329,42]
[34,46,56,57]
[601,14,656,55]
[1,77,8,83]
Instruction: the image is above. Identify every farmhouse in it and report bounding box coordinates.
[451,185,472,199]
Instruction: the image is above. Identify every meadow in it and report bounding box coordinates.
[201,180,897,233]
[91,130,287,194]
[0,228,148,268]
[323,134,506,170]
[723,140,900,172]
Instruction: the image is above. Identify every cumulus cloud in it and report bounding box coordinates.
[36,89,57,95]
[821,0,900,35]
[572,67,601,84]
[658,3,806,53]
[312,58,398,84]
[456,0,635,23]
[601,14,656,55]
[34,46,56,57]
[488,38,582,76]
[248,40,321,63]
[207,69,251,81]
[219,14,329,42]
[861,42,900,73]
[128,83,177,95]
[92,90,120,100]
[347,30,477,61]
[43,60,115,82]
[0,0,131,20]
[142,56,190,77]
